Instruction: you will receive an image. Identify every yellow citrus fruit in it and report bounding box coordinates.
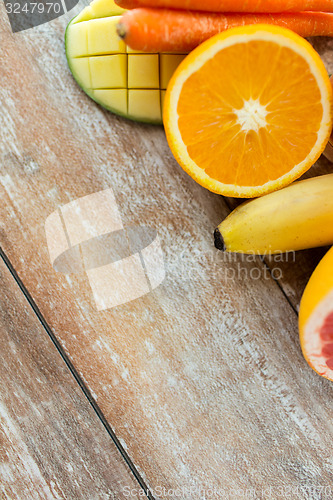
[299,246,333,382]
[163,24,333,198]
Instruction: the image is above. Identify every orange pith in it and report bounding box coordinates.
[164,25,333,198]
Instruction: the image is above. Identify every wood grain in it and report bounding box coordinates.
[0,257,146,499]
[1,4,333,497]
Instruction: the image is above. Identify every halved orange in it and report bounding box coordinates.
[163,24,333,198]
[299,246,333,382]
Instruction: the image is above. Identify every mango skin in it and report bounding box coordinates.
[65,0,186,124]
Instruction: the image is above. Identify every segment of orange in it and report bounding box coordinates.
[299,247,333,382]
[163,24,333,198]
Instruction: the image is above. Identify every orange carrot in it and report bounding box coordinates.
[115,0,333,13]
[117,9,333,53]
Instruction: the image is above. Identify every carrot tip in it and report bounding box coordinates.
[116,22,128,40]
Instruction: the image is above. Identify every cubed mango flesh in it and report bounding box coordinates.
[160,54,187,90]
[73,0,125,24]
[93,89,128,115]
[65,0,187,123]
[88,18,126,55]
[128,90,162,123]
[89,55,127,88]
[128,55,160,89]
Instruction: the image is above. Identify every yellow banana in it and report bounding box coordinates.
[214,173,333,255]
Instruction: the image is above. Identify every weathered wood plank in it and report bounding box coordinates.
[0,256,146,499]
[1,4,333,497]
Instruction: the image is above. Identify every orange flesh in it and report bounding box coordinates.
[177,40,323,187]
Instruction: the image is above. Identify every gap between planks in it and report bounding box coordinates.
[0,245,155,500]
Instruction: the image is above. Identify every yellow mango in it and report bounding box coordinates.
[87,18,126,55]
[160,54,187,89]
[89,55,127,88]
[128,55,160,89]
[93,89,128,115]
[65,0,187,123]
[128,90,162,123]
[69,58,91,89]
[73,0,126,24]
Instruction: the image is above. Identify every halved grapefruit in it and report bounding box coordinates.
[299,246,333,381]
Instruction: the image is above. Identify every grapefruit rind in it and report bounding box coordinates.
[163,24,333,198]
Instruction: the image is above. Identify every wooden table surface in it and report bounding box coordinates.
[1,2,333,498]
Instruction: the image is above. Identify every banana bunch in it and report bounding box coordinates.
[214,173,333,255]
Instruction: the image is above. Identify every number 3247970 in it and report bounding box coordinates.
[5,3,62,14]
